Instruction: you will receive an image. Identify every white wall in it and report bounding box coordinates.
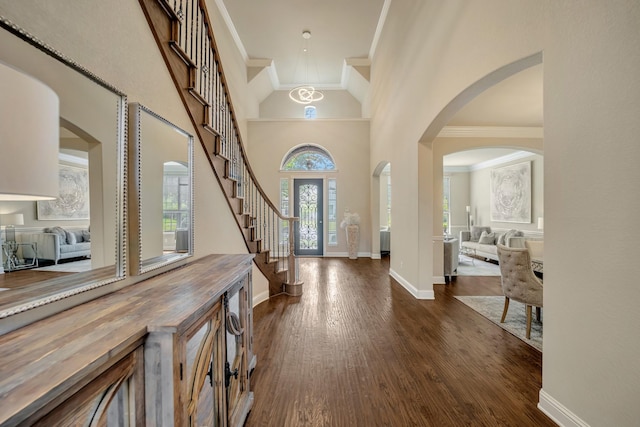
[260,90,362,119]
[540,2,640,426]
[468,154,544,235]
[371,0,640,425]
[0,141,90,231]
[444,152,544,244]
[0,27,122,267]
[0,0,269,303]
[370,0,544,294]
[247,119,371,256]
[203,0,258,140]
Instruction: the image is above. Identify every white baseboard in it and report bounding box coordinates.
[538,389,589,427]
[324,252,372,258]
[252,290,269,308]
[389,268,435,300]
[371,252,381,260]
[433,275,446,284]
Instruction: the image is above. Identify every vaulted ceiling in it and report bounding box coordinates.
[217,0,543,166]
[220,0,386,91]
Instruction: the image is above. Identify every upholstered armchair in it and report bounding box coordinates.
[496,244,543,339]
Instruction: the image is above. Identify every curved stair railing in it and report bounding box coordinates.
[139,0,302,296]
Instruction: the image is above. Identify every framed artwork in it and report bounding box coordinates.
[490,161,531,223]
[37,164,90,220]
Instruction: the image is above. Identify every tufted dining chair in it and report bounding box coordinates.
[496,244,543,339]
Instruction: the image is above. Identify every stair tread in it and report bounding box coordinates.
[142,0,292,298]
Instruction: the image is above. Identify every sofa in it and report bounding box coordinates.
[459,226,527,262]
[22,226,91,264]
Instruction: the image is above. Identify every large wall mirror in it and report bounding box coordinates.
[129,103,193,275]
[0,19,126,326]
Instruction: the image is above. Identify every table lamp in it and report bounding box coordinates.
[2,213,24,242]
[0,61,59,201]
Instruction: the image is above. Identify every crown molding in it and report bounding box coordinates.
[59,153,88,166]
[444,150,537,173]
[469,151,534,171]
[214,0,248,62]
[443,166,470,173]
[437,126,543,138]
[248,118,369,123]
[369,0,392,59]
[215,0,388,96]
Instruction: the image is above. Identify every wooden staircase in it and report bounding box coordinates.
[138,0,301,297]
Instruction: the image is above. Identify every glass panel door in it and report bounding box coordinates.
[294,179,323,256]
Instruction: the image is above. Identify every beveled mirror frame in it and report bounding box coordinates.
[128,103,194,275]
[0,18,126,325]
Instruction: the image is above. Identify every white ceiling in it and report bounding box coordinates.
[220,0,386,88]
[217,1,543,166]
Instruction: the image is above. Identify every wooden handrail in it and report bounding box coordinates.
[158,0,291,220]
[143,0,302,294]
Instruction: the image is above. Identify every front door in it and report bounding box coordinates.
[293,179,323,256]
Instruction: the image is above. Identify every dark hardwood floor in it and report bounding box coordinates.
[246,257,554,427]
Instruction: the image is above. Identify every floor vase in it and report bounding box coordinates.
[346,224,359,259]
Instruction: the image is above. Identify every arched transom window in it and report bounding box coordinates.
[281,144,336,171]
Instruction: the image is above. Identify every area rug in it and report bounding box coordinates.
[454,295,543,351]
[456,255,501,276]
[32,259,92,273]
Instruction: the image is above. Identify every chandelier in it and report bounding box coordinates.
[289,30,324,105]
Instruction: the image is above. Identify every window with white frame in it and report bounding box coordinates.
[163,161,189,232]
[280,178,289,245]
[281,145,336,171]
[386,173,392,228]
[443,176,451,235]
[327,178,337,245]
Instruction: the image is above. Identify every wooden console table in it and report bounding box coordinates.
[0,254,254,426]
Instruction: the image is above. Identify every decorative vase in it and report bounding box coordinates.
[346,224,359,259]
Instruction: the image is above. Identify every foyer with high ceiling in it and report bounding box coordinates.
[0,1,639,426]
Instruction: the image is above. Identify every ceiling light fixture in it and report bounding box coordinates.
[289,30,324,105]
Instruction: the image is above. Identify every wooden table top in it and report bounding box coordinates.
[0,253,253,426]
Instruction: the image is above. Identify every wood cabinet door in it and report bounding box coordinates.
[184,304,225,427]
[224,279,251,427]
[31,346,144,427]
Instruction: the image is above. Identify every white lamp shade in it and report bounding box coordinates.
[1,213,24,226]
[0,60,59,201]
[537,217,544,230]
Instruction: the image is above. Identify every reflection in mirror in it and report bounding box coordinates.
[129,103,193,275]
[0,19,126,324]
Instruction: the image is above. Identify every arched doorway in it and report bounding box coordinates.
[372,161,391,258]
[280,144,336,256]
[420,56,543,286]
